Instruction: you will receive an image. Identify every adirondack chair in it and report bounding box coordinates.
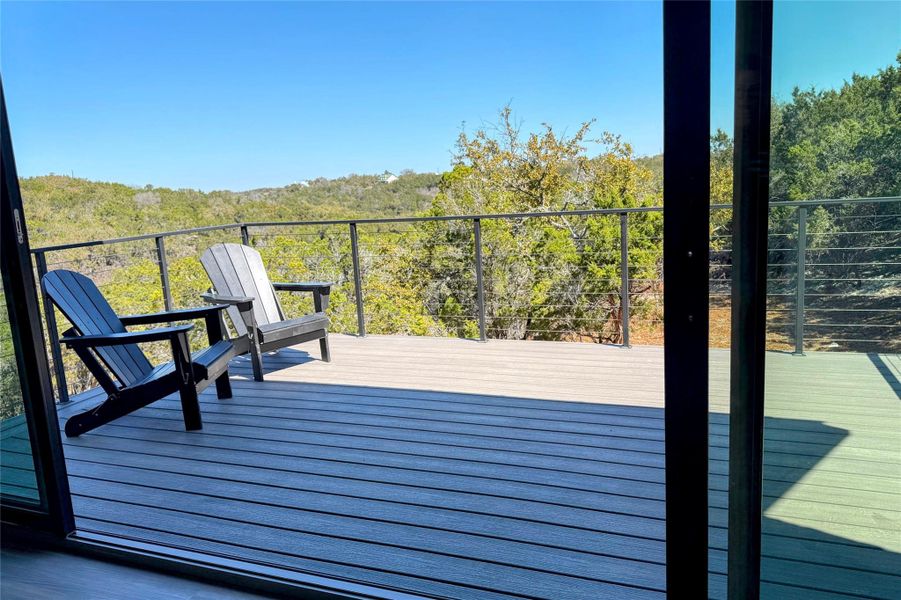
[41,269,238,437]
[200,243,332,382]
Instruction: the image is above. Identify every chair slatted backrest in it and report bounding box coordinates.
[200,243,283,336]
[41,270,153,387]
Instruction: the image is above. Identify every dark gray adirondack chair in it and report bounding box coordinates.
[42,269,238,437]
[200,243,332,382]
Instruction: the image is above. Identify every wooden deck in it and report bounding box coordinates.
[5,335,900,598]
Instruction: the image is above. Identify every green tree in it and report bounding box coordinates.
[423,107,662,343]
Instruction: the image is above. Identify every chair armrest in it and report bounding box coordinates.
[201,292,254,313]
[272,282,334,292]
[61,324,194,349]
[272,282,333,312]
[120,305,229,326]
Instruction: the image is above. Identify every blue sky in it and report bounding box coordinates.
[2,1,898,191]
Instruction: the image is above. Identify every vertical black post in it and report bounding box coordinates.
[793,207,807,356]
[619,212,631,348]
[240,224,250,246]
[663,1,710,597]
[34,251,69,403]
[155,236,174,311]
[473,218,487,342]
[728,1,773,599]
[349,222,366,337]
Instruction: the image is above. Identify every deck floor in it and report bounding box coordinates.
[6,335,900,598]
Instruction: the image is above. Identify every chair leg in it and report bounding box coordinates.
[250,345,265,382]
[179,383,203,431]
[215,372,233,399]
[170,331,203,430]
[319,334,331,363]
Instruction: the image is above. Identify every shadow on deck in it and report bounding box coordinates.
[2,336,899,598]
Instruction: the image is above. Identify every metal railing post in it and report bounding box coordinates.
[349,222,366,337]
[794,207,807,355]
[473,218,487,342]
[619,212,631,348]
[155,236,174,311]
[34,251,69,402]
[240,224,250,246]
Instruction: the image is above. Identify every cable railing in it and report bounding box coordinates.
[30,196,901,401]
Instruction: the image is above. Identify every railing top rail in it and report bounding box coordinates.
[245,205,665,229]
[29,195,900,254]
[31,223,243,253]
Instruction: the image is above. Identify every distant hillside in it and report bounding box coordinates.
[635,154,663,193]
[21,171,441,248]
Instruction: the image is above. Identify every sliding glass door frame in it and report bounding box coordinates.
[0,80,75,536]
[662,2,775,597]
[1,3,774,596]
[728,2,773,598]
[662,1,711,596]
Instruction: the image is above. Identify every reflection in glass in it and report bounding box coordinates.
[0,276,41,503]
[762,1,900,597]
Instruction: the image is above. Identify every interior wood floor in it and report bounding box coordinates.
[0,532,271,600]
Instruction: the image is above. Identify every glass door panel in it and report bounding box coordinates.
[0,275,41,504]
[762,2,901,597]
[1,82,73,531]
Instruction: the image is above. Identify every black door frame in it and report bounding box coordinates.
[662,2,775,597]
[0,80,75,536]
[728,2,774,598]
[663,1,711,596]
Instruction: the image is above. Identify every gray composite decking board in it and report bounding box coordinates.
[0,484,39,499]
[107,404,668,472]
[60,429,666,542]
[128,395,901,469]
[60,451,901,585]
[756,531,900,576]
[60,444,665,533]
[0,415,30,443]
[0,418,39,495]
[70,518,590,600]
[43,336,901,599]
[64,459,666,565]
[248,353,892,396]
[51,426,900,584]
[55,426,667,509]
[59,412,898,524]
[214,386,668,426]
[153,388,668,434]
[119,398,668,450]
[60,415,669,497]
[757,582,859,600]
[1,450,36,469]
[63,422,892,568]
[1,432,32,453]
[68,477,668,590]
[74,378,894,449]
[59,403,896,506]
[0,466,40,490]
[756,554,901,599]
[72,496,664,600]
[0,413,27,432]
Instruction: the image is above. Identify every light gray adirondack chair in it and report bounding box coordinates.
[200,243,332,381]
